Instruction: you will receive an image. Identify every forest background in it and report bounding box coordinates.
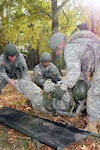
[1,0,100,70]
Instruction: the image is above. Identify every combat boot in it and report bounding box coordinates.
[84,122,98,134]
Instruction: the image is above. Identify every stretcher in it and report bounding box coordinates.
[0,107,99,150]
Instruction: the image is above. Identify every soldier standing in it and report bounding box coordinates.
[48,28,100,134]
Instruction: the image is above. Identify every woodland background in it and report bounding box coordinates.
[1,0,100,69]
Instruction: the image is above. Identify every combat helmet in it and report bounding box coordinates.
[49,32,66,50]
[5,44,18,56]
[72,80,89,101]
[40,52,51,62]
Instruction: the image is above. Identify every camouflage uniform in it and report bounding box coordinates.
[0,53,30,93]
[62,30,100,122]
[33,62,62,88]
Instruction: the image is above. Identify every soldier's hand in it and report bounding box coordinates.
[9,79,16,86]
[51,85,66,100]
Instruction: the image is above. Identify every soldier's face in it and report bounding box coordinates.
[55,40,64,55]
[8,55,17,62]
[42,61,50,67]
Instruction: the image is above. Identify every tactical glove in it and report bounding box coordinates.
[51,85,66,100]
[43,92,54,112]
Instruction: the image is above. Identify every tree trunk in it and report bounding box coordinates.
[51,0,58,34]
[51,0,62,73]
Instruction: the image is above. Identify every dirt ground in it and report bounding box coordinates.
[0,73,100,150]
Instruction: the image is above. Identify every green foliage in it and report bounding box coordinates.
[1,0,52,54]
[1,0,100,65]
[58,0,91,37]
[0,27,8,54]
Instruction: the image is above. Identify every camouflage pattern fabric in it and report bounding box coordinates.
[15,79,85,117]
[87,64,100,122]
[15,79,51,114]
[0,53,30,92]
[62,30,100,122]
[68,30,98,43]
[33,62,62,88]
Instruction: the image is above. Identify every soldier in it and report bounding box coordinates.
[48,30,100,134]
[33,52,62,89]
[0,43,30,94]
